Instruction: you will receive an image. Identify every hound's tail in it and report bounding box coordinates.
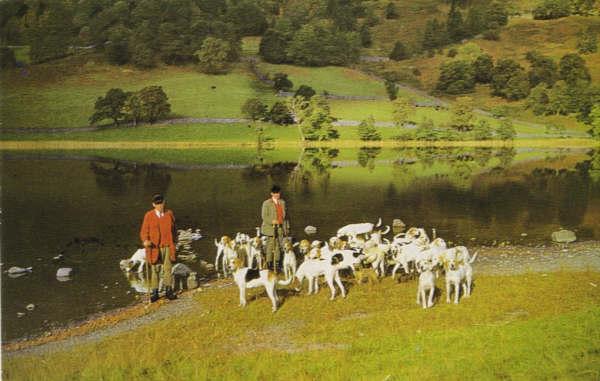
[469,251,478,264]
[380,225,390,235]
[375,217,382,227]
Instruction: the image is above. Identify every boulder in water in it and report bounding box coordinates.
[551,229,576,243]
[7,266,32,275]
[56,267,73,278]
[304,225,317,235]
[26,304,35,311]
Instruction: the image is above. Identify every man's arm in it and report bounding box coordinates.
[140,213,151,248]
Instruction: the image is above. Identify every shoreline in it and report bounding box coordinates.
[3,240,599,356]
[1,138,598,150]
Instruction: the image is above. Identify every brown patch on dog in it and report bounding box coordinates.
[267,271,276,282]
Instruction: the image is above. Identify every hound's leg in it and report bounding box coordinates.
[416,287,421,305]
[427,288,434,308]
[421,290,427,309]
[334,271,346,298]
[326,274,336,300]
[239,286,247,307]
[454,281,460,304]
[391,263,401,279]
[446,281,452,303]
[265,284,278,312]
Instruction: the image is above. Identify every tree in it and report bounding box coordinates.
[359,23,372,47]
[496,118,516,140]
[137,86,171,123]
[358,116,381,141]
[504,71,531,100]
[269,102,294,125]
[242,98,268,121]
[491,59,524,98]
[26,2,74,63]
[577,27,598,54]
[130,21,158,69]
[422,19,446,52]
[533,0,571,20]
[392,98,415,128]
[105,26,130,65]
[294,85,316,100]
[450,96,475,131]
[486,2,509,28]
[473,120,493,140]
[273,73,294,92]
[226,0,268,36]
[436,60,475,95]
[122,93,142,127]
[385,79,399,100]
[588,104,600,139]
[90,88,129,126]
[472,54,494,83]
[384,2,399,19]
[298,96,338,141]
[526,51,558,87]
[259,29,289,64]
[446,1,466,43]
[287,21,360,66]
[195,37,231,74]
[527,83,551,115]
[389,41,409,61]
[559,53,591,85]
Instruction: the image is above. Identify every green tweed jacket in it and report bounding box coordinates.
[261,199,289,236]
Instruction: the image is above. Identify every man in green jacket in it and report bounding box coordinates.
[261,185,289,272]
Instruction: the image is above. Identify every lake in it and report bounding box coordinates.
[2,146,599,341]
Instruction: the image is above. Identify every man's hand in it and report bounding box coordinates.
[143,240,152,248]
[272,219,279,225]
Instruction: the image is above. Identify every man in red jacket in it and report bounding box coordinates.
[140,194,177,302]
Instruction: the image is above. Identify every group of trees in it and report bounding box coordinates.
[533,0,597,20]
[436,49,594,111]
[420,0,509,55]
[1,0,272,67]
[90,86,170,126]
[258,0,368,66]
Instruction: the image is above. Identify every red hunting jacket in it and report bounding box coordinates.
[140,209,177,264]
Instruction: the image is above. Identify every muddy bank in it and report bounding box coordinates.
[4,241,599,358]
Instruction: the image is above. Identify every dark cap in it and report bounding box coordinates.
[152,194,164,204]
[270,185,281,194]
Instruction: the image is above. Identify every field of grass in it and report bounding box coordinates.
[255,62,387,97]
[0,56,276,129]
[3,271,599,380]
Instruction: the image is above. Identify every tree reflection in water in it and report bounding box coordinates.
[357,147,382,171]
[289,147,339,195]
[90,161,171,197]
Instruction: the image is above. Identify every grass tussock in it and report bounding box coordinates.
[3,271,600,380]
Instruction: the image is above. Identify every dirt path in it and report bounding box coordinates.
[4,241,599,358]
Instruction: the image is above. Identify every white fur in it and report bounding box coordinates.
[119,248,147,274]
[445,253,477,304]
[416,261,437,309]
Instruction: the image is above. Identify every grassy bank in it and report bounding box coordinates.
[3,271,600,380]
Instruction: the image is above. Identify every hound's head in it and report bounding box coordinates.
[431,237,447,249]
[250,236,263,249]
[311,240,322,248]
[417,259,435,273]
[235,233,250,244]
[283,240,294,252]
[229,258,245,271]
[119,259,135,272]
[298,239,311,255]
[220,235,232,246]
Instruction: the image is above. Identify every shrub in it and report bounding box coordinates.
[357,116,381,141]
[294,85,316,100]
[389,41,410,61]
[273,73,294,92]
[436,60,475,95]
[269,102,294,125]
[242,98,268,121]
[533,0,571,20]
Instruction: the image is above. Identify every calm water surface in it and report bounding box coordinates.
[2,147,599,340]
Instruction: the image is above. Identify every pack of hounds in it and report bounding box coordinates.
[215,218,477,312]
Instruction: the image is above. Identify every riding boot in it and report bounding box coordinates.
[150,288,159,303]
[165,286,177,300]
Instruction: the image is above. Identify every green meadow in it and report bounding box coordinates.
[3,271,600,380]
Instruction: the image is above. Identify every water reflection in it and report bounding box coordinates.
[90,161,172,197]
[357,147,382,171]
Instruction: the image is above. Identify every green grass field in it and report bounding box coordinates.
[3,271,599,380]
[0,59,276,129]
